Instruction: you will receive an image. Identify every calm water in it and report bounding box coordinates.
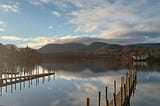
[0,60,160,106]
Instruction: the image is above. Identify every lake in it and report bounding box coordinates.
[0,60,160,106]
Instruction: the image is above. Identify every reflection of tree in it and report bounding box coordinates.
[0,44,42,66]
[18,47,42,64]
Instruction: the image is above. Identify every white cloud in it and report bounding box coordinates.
[21,37,55,49]
[0,21,6,32]
[0,4,19,13]
[0,36,55,49]
[0,36,28,41]
[51,11,61,17]
[50,99,60,106]
[48,25,53,29]
[28,0,160,41]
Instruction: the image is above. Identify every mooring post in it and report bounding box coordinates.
[128,75,130,96]
[124,84,126,99]
[87,98,90,106]
[113,93,116,106]
[120,86,123,106]
[106,86,109,106]
[114,81,116,94]
[126,73,128,96]
[99,91,101,106]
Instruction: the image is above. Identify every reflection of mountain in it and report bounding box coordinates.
[41,59,124,73]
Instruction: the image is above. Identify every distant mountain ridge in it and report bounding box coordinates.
[38,42,160,53]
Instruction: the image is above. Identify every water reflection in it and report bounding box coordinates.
[0,64,55,97]
[0,60,159,106]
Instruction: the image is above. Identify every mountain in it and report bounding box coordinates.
[38,42,160,53]
[87,42,108,50]
[38,43,87,53]
[5,44,20,51]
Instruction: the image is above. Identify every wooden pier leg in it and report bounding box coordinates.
[126,73,128,96]
[106,86,109,106]
[99,91,101,106]
[128,75,130,96]
[87,98,90,106]
[120,87,123,106]
[113,93,116,106]
[114,81,116,94]
[124,84,126,100]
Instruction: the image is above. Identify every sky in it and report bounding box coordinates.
[0,0,160,48]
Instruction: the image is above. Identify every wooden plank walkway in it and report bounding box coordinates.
[0,72,55,87]
[86,70,137,106]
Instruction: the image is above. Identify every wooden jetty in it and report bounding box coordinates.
[0,71,55,96]
[86,70,137,106]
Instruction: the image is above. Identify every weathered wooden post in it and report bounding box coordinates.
[124,84,126,100]
[126,73,128,96]
[114,81,116,94]
[120,86,123,106]
[106,86,109,106]
[113,93,116,106]
[87,98,90,106]
[128,75,130,96]
[99,91,101,106]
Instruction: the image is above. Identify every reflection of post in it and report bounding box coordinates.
[5,85,7,92]
[28,80,30,88]
[42,77,45,84]
[20,81,22,91]
[0,86,2,96]
[23,81,25,88]
[15,83,16,91]
[48,75,50,82]
[0,74,2,96]
[11,84,13,93]
[36,78,38,86]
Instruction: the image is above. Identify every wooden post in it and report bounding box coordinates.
[113,93,116,106]
[124,84,126,99]
[114,81,116,94]
[128,75,130,96]
[99,91,101,106]
[106,86,109,106]
[87,98,90,106]
[126,73,128,96]
[120,86,123,106]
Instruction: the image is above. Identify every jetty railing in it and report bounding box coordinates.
[86,70,137,106]
[0,70,55,96]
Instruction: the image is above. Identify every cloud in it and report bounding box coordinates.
[0,21,6,32]
[48,25,53,29]
[51,11,61,17]
[50,99,60,106]
[0,36,54,49]
[0,36,27,41]
[21,37,55,49]
[0,4,19,13]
